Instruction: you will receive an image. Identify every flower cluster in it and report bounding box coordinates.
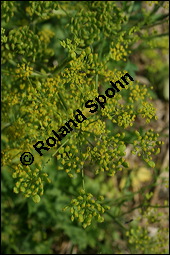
[88,132,128,176]
[69,1,124,46]
[100,80,157,128]
[126,207,169,254]
[12,163,51,202]
[55,130,128,178]
[1,25,55,64]
[132,129,164,167]
[1,28,7,44]
[25,1,58,20]
[143,36,169,73]
[110,42,129,62]
[139,101,158,123]
[1,1,17,23]
[15,64,33,80]
[63,189,110,229]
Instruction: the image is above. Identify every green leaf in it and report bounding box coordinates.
[32,194,41,203]
[147,161,155,168]
[124,60,138,77]
[117,145,126,156]
[5,43,10,50]
[155,148,160,155]
[122,161,129,168]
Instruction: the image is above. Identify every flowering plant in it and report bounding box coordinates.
[2,1,169,254]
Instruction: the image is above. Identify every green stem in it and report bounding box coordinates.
[142,32,169,40]
[81,167,85,191]
[52,138,70,158]
[81,154,89,191]
[8,59,17,66]
[95,73,98,90]
[142,14,169,29]
[57,4,72,18]
[30,72,52,78]
[42,137,70,170]
[2,69,15,74]
[1,122,11,131]
[120,204,169,216]
[149,2,163,17]
[53,57,72,75]
[132,46,168,52]
[86,138,94,148]
[153,12,169,22]
[58,92,68,111]
[106,211,127,230]
[99,35,105,61]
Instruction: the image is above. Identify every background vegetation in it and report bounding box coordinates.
[1,1,169,254]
